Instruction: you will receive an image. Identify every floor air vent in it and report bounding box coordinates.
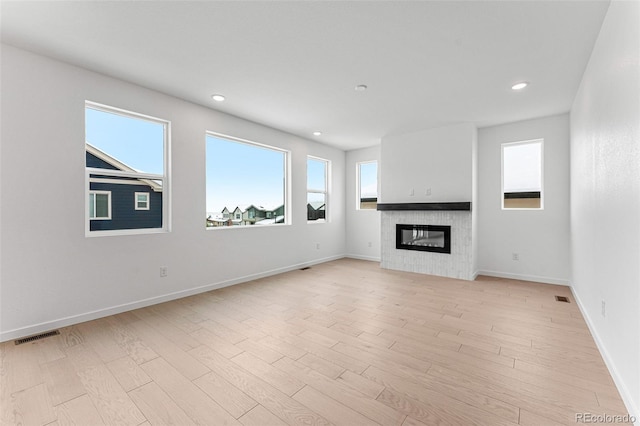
[555,296,570,303]
[15,330,60,345]
[300,266,311,270]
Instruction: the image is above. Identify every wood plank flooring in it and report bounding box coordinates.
[0,258,632,425]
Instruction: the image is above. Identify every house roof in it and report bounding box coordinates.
[1,2,611,150]
[245,204,282,212]
[86,143,163,192]
[308,202,325,211]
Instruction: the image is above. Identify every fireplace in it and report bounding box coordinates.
[396,224,451,254]
[380,206,473,280]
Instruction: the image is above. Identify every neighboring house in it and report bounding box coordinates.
[86,143,162,231]
[243,204,268,225]
[206,214,227,227]
[231,207,243,224]
[210,204,285,226]
[221,207,231,220]
[272,204,285,218]
[217,206,242,226]
[243,204,285,225]
[359,197,378,210]
[307,202,325,221]
[206,208,232,227]
[242,204,284,225]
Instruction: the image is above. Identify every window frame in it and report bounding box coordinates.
[89,190,112,220]
[356,160,378,210]
[85,101,171,237]
[307,156,330,223]
[205,131,291,230]
[501,138,544,211]
[135,192,150,211]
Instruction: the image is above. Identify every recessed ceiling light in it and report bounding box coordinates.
[511,82,529,91]
[211,94,226,102]
[355,84,368,91]
[313,131,322,136]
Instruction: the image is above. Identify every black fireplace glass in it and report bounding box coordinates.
[396,224,451,254]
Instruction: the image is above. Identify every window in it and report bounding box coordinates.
[307,156,329,222]
[502,139,543,209]
[89,191,111,219]
[135,192,150,210]
[206,133,288,228]
[85,102,169,235]
[357,160,378,210]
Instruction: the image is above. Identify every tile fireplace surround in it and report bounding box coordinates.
[378,203,475,280]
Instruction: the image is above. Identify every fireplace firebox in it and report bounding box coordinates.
[396,224,451,254]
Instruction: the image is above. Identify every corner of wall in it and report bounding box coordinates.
[570,285,640,425]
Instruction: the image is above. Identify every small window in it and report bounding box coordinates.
[135,192,150,210]
[307,157,329,222]
[357,161,378,210]
[85,102,169,235]
[502,139,543,209]
[89,191,111,220]
[206,133,288,228]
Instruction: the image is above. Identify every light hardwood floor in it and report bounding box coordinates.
[1,258,632,425]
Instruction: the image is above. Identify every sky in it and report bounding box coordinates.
[307,158,326,191]
[206,135,286,214]
[85,106,164,174]
[359,161,378,198]
[503,141,542,192]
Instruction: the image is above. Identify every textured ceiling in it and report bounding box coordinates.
[0,1,610,150]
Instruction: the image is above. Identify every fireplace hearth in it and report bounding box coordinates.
[396,224,451,254]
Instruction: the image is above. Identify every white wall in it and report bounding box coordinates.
[570,0,640,420]
[380,123,476,203]
[477,114,570,285]
[345,146,381,261]
[0,44,346,341]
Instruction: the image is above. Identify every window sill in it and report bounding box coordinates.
[86,227,169,238]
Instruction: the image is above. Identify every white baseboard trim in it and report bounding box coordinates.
[476,269,570,286]
[570,286,640,426]
[0,254,345,343]
[345,254,381,262]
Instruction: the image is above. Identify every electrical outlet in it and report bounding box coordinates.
[601,300,606,317]
[316,243,320,250]
[367,242,372,248]
[159,266,168,277]
[409,188,415,196]
[425,188,432,196]
[512,253,519,261]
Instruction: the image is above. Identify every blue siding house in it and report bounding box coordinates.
[86,144,163,231]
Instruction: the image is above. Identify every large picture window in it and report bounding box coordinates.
[502,139,543,209]
[206,133,288,228]
[357,160,378,210]
[85,102,170,235]
[307,156,329,222]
